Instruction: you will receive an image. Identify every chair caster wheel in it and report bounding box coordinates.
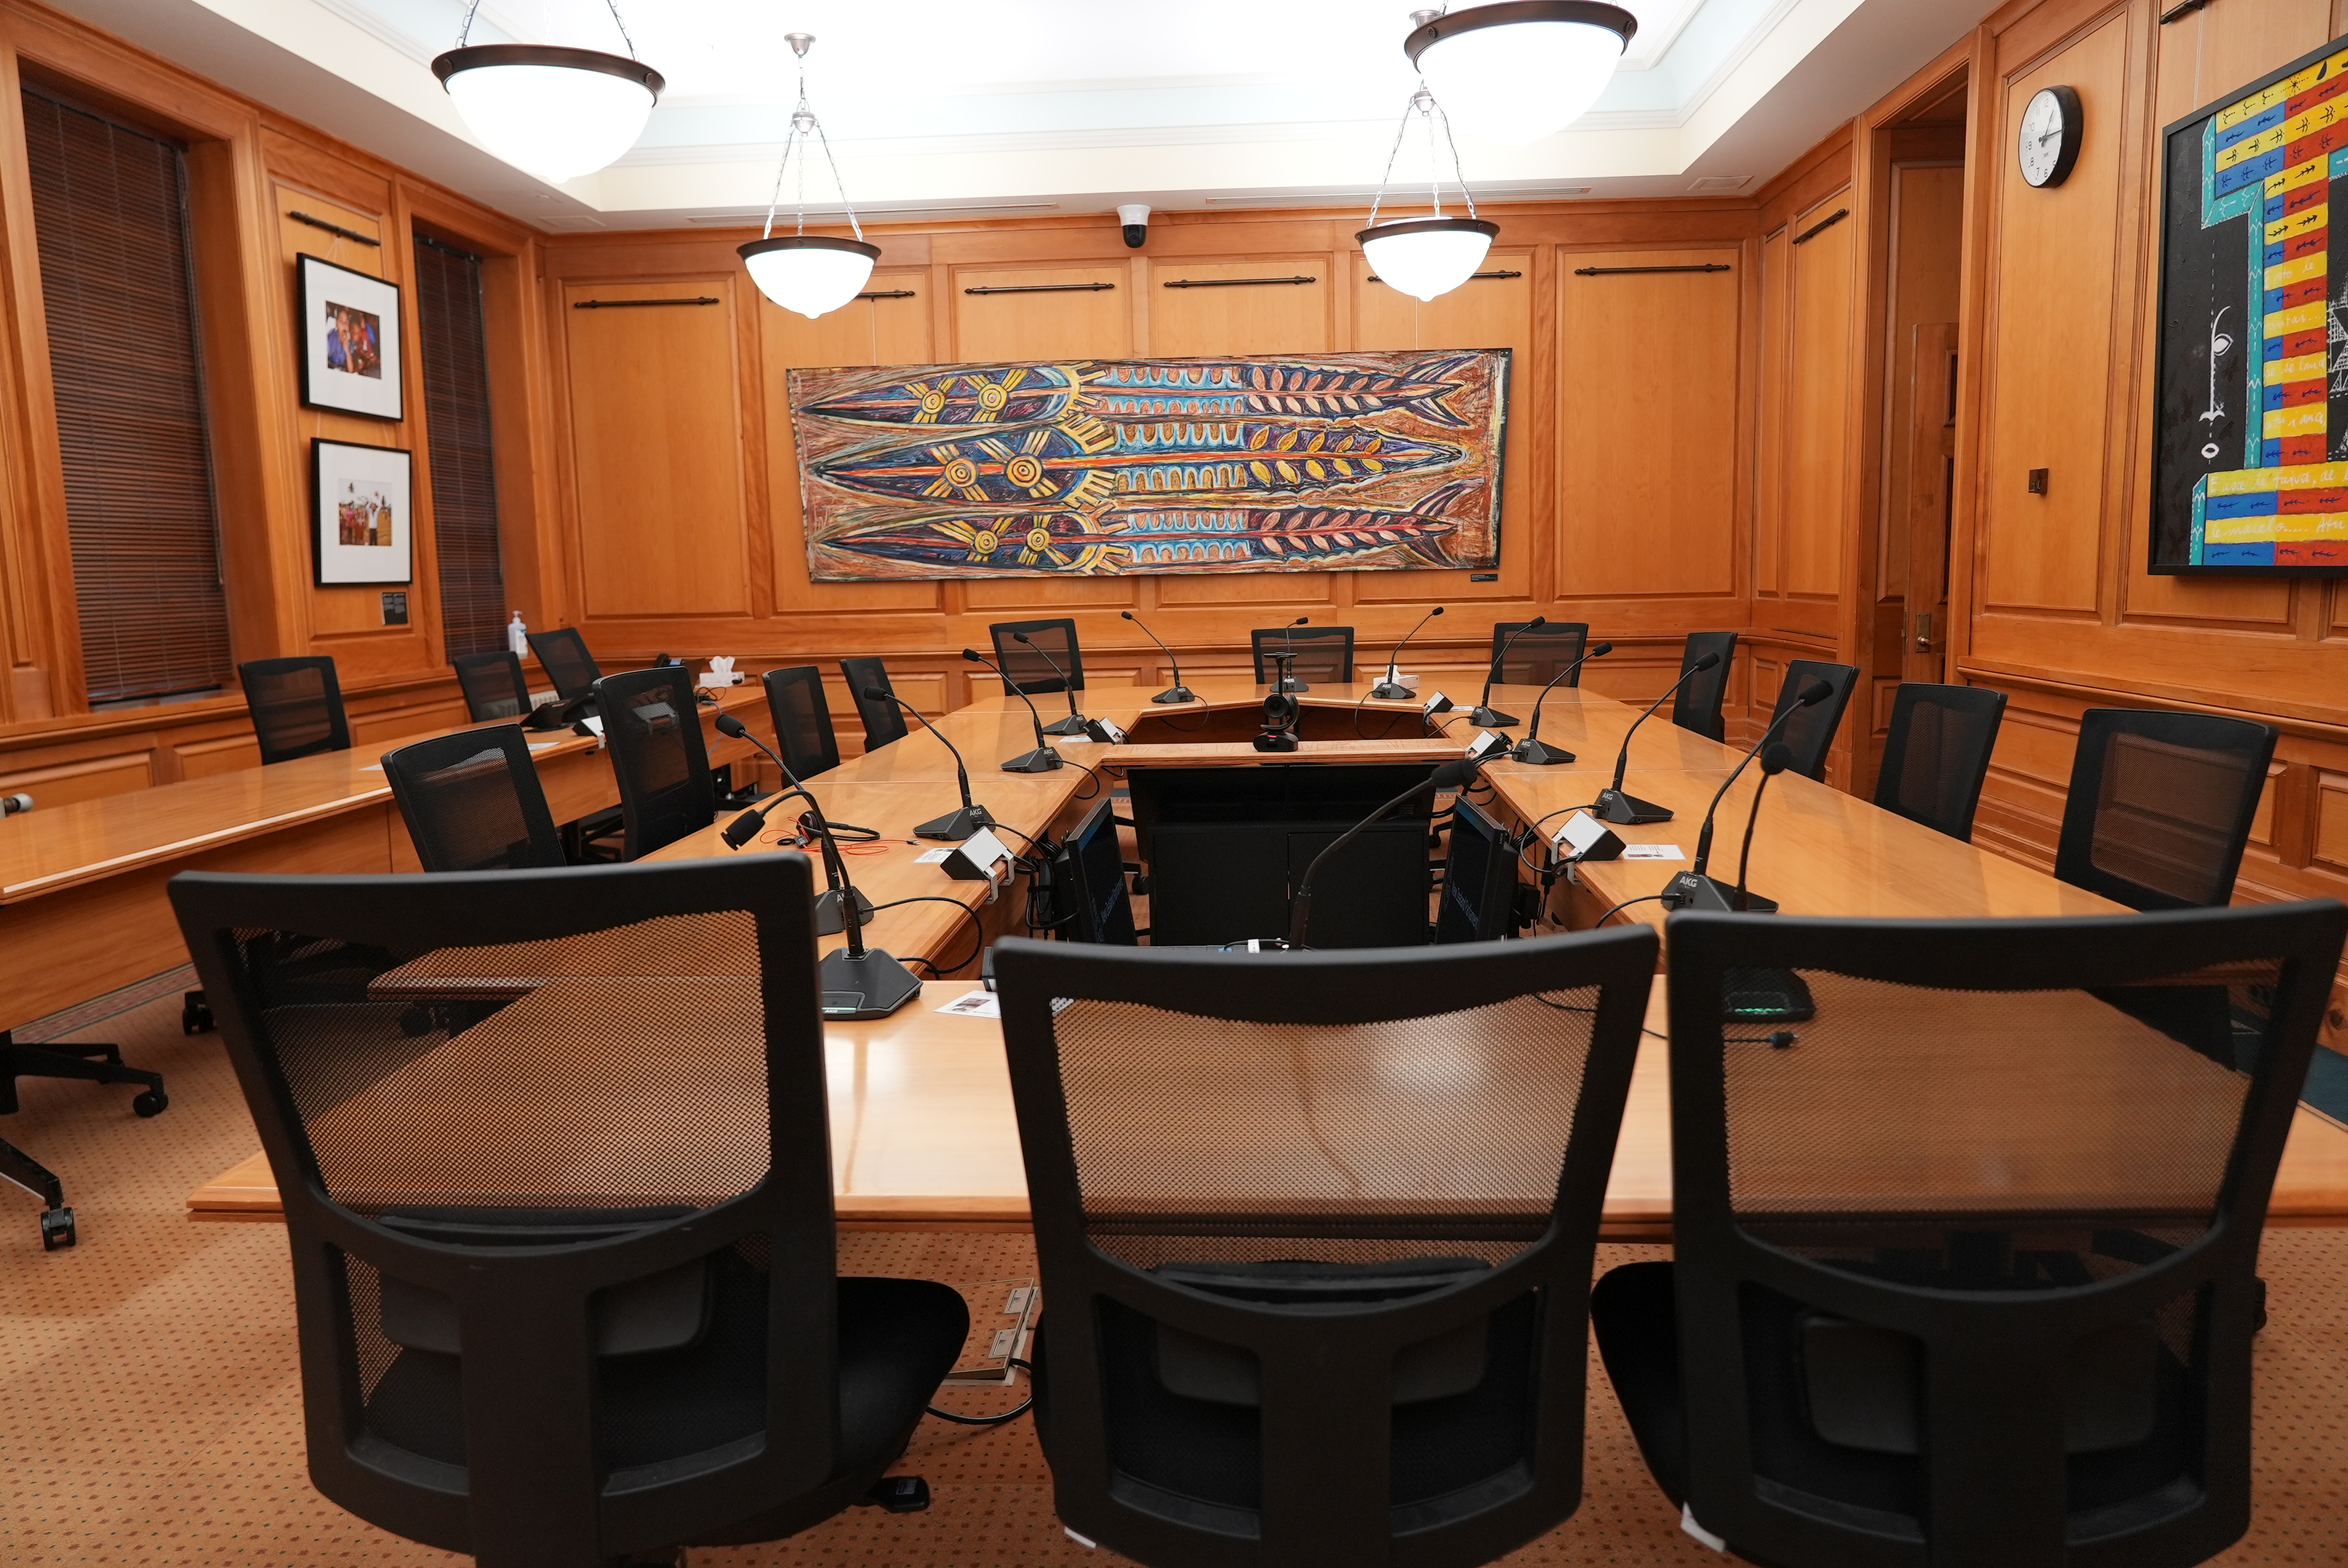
[182,991,214,1034]
[40,1207,76,1249]
[133,1090,168,1117]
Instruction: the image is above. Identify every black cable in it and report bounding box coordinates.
[866,894,988,977]
[1154,695,1213,732]
[926,1358,1034,1425]
[1593,893,1665,928]
[1353,686,1410,739]
[1533,994,1667,1040]
[1069,761,1103,801]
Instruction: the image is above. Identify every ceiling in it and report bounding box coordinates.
[48,0,1994,232]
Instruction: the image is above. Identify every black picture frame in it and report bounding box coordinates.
[2150,34,2348,575]
[295,252,403,422]
[311,437,414,587]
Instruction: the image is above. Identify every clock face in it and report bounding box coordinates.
[2019,85,2081,188]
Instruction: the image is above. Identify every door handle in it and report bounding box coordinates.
[1913,612,1933,653]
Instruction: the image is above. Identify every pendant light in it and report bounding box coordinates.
[738,34,880,321]
[432,0,662,184]
[1356,85,1497,303]
[1404,3,1637,147]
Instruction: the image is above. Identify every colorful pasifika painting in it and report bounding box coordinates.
[787,350,1510,579]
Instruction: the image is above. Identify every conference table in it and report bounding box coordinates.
[0,683,775,1033]
[185,674,2348,1231]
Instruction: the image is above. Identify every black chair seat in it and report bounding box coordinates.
[1588,1260,1688,1505]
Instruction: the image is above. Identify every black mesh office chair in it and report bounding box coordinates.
[240,657,351,765]
[1672,632,1738,742]
[1594,899,2347,1568]
[1873,683,2007,842]
[382,728,565,873]
[1765,658,1859,781]
[453,651,533,723]
[1490,621,1590,686]
[1249,625,1354,687]
[596,666,716,860]
[2056,708,2278,912]
[2,1030,167,1249]
[992,926,1657,1565]
[838,657,908,750]
[167,857,970,1568]
[762,666,841,781]
[526,627,603,703]
[988,618,1085,697]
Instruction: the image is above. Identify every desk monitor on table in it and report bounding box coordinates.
[1436,795,1518,944]
[1052,797,1137,946]
[1126,764,1439,950]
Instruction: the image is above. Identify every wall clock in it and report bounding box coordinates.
[2019,85,2083,188]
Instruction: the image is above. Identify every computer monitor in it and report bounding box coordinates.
[1436,795,1518,944]
[1052,798,1137,945]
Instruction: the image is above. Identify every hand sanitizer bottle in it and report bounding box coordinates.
[506,612,528,657]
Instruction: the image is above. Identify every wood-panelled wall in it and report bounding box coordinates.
[534,209,1760,735]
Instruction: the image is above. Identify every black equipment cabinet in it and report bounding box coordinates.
[1126,764,1439,949]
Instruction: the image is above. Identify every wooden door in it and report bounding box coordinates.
[1902,323,1958,682]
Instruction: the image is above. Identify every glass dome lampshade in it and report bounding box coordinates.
[1405,2,1637,146]
[740,234,881,319]
[432,45,662,184]
[1360,215,1497,302]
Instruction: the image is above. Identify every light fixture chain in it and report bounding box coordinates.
[1364,90,1419,230]
[813,120,865,241]
[760,126,797,240]
[1435,97,1477,220]
[602,0,639,60]
[1424,92,1443,217]
[455,0,481,47]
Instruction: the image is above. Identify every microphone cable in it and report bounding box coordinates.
[927,1357,1034,1426]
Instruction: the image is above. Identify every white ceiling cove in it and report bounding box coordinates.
[47,0,1994,229]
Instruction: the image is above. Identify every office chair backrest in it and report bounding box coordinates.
[2056,708,2278,912]
[1660,900,2346,1568]
[239,657,351,765]
[595,666,715,859]
[166,857,856,1567]
[837,656,908,750]
[760,665,841,780]
[380,728,565,873]
[1248,624,1354,685]
[1671,631,1737,742]
[1491,620,1591,686]
[452,651,533,723]
[1873,682,2006,842]
[1765,658,1859,781]
[525,627,601,702]
[988,617,1084,697]
[992,926,1657,1565]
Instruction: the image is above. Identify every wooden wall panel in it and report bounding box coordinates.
[1149,256,1331,356]
[951,264,1130,360]
[1557,248,1739,601]
[1785,194,1855,602]
[1977,11,2128,617]
[561,280,751,618]
[1754,229,1790,601]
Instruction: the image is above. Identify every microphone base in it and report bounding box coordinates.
[1002,746,1063,773]
[1511,737,1578,765]
[1041,714,1091,736]
[1151,685,1197,704]
[812,885,878,937]
[913,802,996,842]
[1467,705,1517,730]
[1369,679,1413,700]
[1597,788,1674,825]
[818,947,924,1020]
[1659,871,1778,915]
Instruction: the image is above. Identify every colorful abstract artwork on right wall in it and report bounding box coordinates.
[2154,33,2348,574]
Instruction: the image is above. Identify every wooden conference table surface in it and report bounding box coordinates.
[185,674,2348,1229]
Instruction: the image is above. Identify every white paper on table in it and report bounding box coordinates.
[914,848,954,864]
[936,990,1001,1019]
[1620,844,1685,860]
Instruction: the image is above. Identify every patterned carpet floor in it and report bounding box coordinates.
[4,985,2346,1565]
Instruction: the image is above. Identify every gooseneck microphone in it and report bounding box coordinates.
[863,687,995,840]
[1012,632,1091,737]
[810,807,924,1020]
[962,648,1062,772]
[714,711,875,933]
[1275,616,1311,693]
[1731,742,1796,914]
[1121,610,1196,704]
[1371,605,1445,700]
[1596,649,1724,824]
[1513,641,1611,766]
[1661,679,1831,912]
[1287,757,1481,948]
[1469,617,1547,729]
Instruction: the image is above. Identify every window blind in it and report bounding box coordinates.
[21,88,230,706]
[413,234,505,660]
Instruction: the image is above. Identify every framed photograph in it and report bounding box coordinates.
[296,252,403,421]
[312,439,413,586]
